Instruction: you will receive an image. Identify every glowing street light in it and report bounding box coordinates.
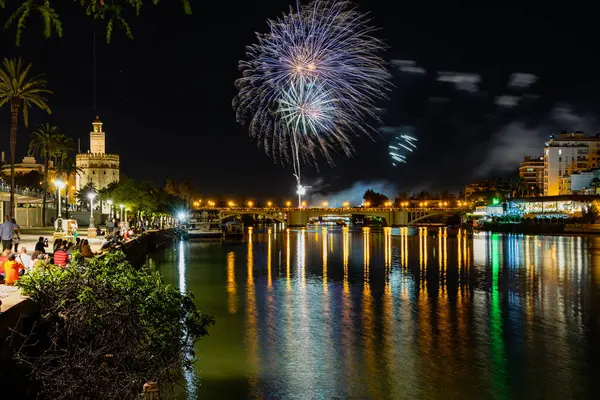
[247,201,254,208]
[322,201,328,208]
[286,201,292,208]
[296,184,307,207]
[228,201,235,208]
[343,201,349,208]
[88,192,97,229]
[267,201,272,207]
[54,179,66,232]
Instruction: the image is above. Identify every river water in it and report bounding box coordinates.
[147,227,600,399]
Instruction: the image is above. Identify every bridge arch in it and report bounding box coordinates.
[408,210,462,225]
[219,209,287,223]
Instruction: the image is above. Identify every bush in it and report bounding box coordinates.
[14,251,214,400]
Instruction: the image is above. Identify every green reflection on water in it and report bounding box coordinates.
[148,229,596,400]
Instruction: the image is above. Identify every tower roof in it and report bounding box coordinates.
[93,115,102,124]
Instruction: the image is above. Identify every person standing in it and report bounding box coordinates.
[0,215,14,251]
[11,218,20,252]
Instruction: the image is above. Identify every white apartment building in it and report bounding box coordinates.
[544,131,600,195]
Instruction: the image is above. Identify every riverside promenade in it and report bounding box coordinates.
[1,227,104,313]
[17,227,104,253]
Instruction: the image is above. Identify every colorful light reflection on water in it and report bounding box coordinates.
[150,228,600,399]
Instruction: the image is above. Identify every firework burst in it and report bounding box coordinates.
[233,0,390,169]
[389,134,418,166]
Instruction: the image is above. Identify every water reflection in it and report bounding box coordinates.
[152,229,599,399]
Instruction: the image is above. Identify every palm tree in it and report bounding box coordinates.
[76,182,98,211]
[29,123,65,225]
[590,178,600,194]
[56,154,82,218]
[0,58,52,217]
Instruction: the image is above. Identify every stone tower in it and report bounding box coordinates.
[90,116,105,154]
[75,116,120,192]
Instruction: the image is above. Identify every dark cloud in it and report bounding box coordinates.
[437,71,481,92]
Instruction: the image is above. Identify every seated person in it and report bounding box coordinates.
[80,239,94,258]
[4,253,25,285]
[53,244,69,267]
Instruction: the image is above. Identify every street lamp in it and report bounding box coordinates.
[286,201,292,208]
[54,179,66,232]
[247,201,254,208]
[107,199,113,219]
[88,192,96,229]
[267,201,272,208]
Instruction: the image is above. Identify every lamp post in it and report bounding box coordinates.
[54,179,66,233]
[119,204,124,220]
[107,199,113,219]
[88,192,96,228]
[87,192,97,238]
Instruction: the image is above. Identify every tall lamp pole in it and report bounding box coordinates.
[54,179,66,233]
[88,192,96,229]
[107,199,113,219]
[87,192,97,238]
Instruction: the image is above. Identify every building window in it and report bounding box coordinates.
[92,171,95,175]
[104,171,106,175]
[559,157,562,162]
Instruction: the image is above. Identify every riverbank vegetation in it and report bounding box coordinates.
[14,251,214,400]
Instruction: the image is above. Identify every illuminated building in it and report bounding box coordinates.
[518,155,544,196]
[544,130,600,196]
[0,155,53,177]
[75,116,120,192]
[465,180,496,199]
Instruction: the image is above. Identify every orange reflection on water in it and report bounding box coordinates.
[362,262,378,397]
[245,227,259,393]
[384,227,392,294]
[323,228,328,292]
[299,229,306,288]
[342,226,349,293]
[267,228,272,288]
[286,229,291,290]
[363,227,371,294]
[227,251,238,314]
[401,227,408,269]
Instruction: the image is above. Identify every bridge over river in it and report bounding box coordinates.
[215,206,463,227]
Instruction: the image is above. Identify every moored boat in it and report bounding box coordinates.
[186,210,223,239]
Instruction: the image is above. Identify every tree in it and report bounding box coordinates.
[0,58,51,217]
[76,182,98,210]
[590,177,600,194]
[28,123,67,224]
[363,189,389,207]
[14,251,214,399]
[1,0,192,46]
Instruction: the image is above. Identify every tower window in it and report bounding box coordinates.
[104,171,106,175]
[93,171,95,175]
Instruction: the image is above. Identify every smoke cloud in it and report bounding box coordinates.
[309,181,398,207]
[476,104,598,176]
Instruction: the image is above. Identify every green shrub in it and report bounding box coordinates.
[15,251,214,400]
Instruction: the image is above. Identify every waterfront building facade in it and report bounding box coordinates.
[519,155,544,195]
[543,131,600,196]
[75,116,120,191]
[465,180,497,199]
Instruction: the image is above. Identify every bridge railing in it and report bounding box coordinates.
[213,207,466,212]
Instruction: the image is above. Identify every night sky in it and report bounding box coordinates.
[1,2,599,201]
